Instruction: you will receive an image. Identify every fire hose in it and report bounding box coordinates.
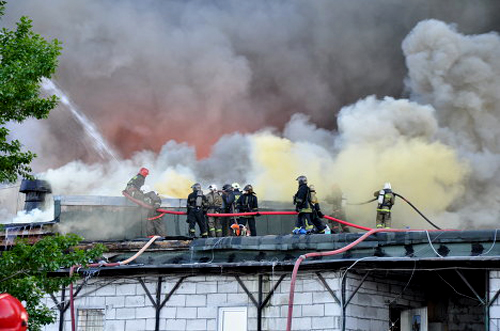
[285,226,458,331]
[69,235,160,331]
[346,193,442,230]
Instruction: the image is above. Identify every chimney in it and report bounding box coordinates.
[19,179,52,212]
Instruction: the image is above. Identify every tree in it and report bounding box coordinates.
[0,233,106,331]
[0,0,62,183]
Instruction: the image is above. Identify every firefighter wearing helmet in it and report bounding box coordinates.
[221,184,237,236]
[205,184,223,237]
[373,182,395,229]
[186,183,208,238]
[235,184,259,236]
[124,167,150,200]
[293,175,313,234]
[0,293,28,331]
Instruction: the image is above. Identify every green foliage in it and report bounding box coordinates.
[0,233,106,331]
[0,1,62,182]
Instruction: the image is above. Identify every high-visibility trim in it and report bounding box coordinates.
[377,208,391,212]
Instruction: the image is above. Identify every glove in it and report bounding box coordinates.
[255,212,261,217]
[317,211,325,218]
[295,206,300,212]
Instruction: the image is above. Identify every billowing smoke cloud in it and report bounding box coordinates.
[403,20,500,228]
[3,0,500,165]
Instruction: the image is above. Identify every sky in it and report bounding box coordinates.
[2,0,500,229]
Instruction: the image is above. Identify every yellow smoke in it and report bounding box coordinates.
[247,132,467,229]
[248,132,336,202]
[154,168,195,198]
[334,139,468,228]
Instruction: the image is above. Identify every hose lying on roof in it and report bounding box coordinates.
[393,192,442,230]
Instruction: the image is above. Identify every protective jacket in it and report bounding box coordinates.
[374,189,395,212]
[221,191,236,212]
[126,174,146,191]
[144,191,161,209]
[205,191,223,213]
[236,192,258,217]
[294,183,312,213]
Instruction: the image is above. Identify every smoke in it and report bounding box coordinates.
[403,20,500,228]
[3,0,500,164]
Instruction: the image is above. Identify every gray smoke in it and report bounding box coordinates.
[3,0,500,167]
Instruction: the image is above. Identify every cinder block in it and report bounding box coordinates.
[96,284,116,296]
[263,305,281,318]
[313,291,338,304]
[106,296,125,307]
[197,307,216,319]
[197,283,218,294]
[105,320,125,331]
[270,293,289,305]
[227,293,249,304]
[267,317,286,330]
[186,318,206,330]
[163,294,186,307]
[176,307,196,318]
[116,284,136,296]
[176,282,197,294]
[301,304,324,317]
[218,281,238,293]
[166,318,186,330]
[159,307,176,319]
[185,294,207,307]
[324,303,341,316]
[125,295,145,307]
[85,296,105,307]
[115,307,136,319]
[207,293,227,305]
[136,306,156,319]
[294,292,312,305]
[125,319,146,330]
[312,316,335,330]
[206,318,217,331]
[293,317,312,330]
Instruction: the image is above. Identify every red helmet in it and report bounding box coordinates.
[139,167,149,177]
[0,294,28,331]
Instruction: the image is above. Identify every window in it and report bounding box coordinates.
[77,308,104,331]
[218,307,247,331]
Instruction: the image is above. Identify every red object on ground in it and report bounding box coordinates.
[0,293,28,331]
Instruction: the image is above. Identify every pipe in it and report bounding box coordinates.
[69,235,160,331]
[285,228,456,331]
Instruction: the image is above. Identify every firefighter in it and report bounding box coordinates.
[125,167,149,200]
[293,175,313,234]
[373,182,396,229]
[0,293,28,331]
[186,183,208,238]
[205,184,223,237]
[221,184,237,236]
[143,188,166,237]
[236,184,258,236]
[309,185,328,234]
[232,183,242,201]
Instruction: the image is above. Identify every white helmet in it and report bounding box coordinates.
[208,184,218,192]
[232,183,240,190]
[140,185,151,193]
[384,182,392,190]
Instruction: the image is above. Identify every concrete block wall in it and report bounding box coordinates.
[42,271,426,331]
[490,271,500,331]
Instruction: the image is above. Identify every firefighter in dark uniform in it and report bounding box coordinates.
[125,167,149,200]
[373,182,396,229]
[143,189,166,237]
[186,183,208,238]
[293,175,313,234]
[221,184,237,236]
[235,184,259,236]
